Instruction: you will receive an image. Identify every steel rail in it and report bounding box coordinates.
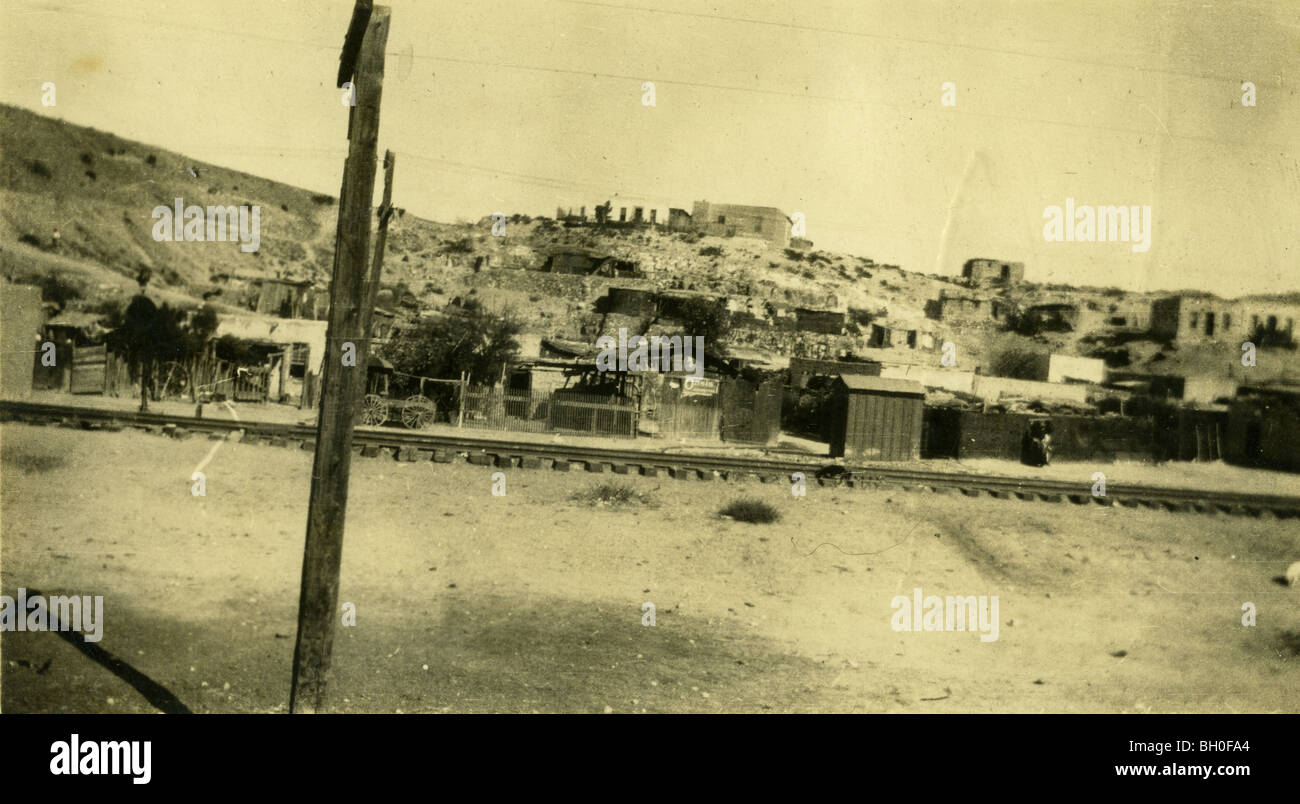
[3,399,1298,517]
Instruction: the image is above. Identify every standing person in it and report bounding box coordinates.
[1021,421,1042,466]
[1040,422,1054,466]
[124,268,159,412]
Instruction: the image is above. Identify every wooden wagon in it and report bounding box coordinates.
[360,357,437,429]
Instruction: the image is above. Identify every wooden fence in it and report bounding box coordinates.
[923,409,1158,462]
[459,387,636,438]
[654,380,720,441]
[73,352,274,403]
[719,376,783,445]
[70,345,108,394]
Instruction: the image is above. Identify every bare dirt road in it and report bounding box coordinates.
[2,423,1297,713]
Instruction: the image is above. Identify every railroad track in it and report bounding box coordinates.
[4,399,1300,518]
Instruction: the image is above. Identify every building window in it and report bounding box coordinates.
[1189,312,1198,329]
[754,221,762,233]
[1223,312,1231,330]
[717,215,726,224]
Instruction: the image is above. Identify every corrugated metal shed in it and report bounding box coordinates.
[829,374,924,461]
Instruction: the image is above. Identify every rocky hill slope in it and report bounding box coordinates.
[3,104,1295,382]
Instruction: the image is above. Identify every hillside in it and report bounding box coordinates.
[2,104,1295,383]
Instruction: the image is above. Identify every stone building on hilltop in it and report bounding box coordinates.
[962,258,1025,286]
[690,201,791,248]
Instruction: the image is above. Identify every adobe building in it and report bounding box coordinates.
[1148,296,1266,344]
[867,318,938,351]
[1224,385,1300,472]
[961,258,1025,286]
[932,288,1012,323]
[666,208,694,232]
[690,200,791,248]
[1105,299,1152,331]
[1020,302,1089,333]
[0,283,45,399]
[792,307,846,335]
[247,277,314,319]
[602,284,657,316]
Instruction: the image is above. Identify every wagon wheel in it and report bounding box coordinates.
[156,360,189,400]
[361,394,388,426]
[400,394,436,429]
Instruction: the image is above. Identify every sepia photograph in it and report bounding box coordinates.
[0,0,1296,765]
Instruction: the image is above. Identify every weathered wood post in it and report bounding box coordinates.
[289,0,390,714]
[364,151,396,318]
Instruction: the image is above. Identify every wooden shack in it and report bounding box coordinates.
[1224,387,1300,472]
[828,375,925,461]
[0,283,45,399]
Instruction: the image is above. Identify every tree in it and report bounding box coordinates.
[1249,320,1297,350]
[381,300,522,406]
[988,343,1048,380]
[107,291,220,409]
[38,275,82,312]
[670,297,732,354]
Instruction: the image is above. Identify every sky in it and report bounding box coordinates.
[2,0,1297,297]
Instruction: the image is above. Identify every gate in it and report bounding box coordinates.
[70,345,107,394]
[719,377,783,445]
[231,366,270,402]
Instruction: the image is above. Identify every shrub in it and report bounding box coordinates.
[698,245,724,258]
[847,307,873,327]
[720,498,781,524]
[442,237,475,254]
[988,343,1049,380]
[83,298,124,317]
[27,160,52,178]
[670,296,732,346]
[571,482,655,507]
[6,452,65,475]
[38,275,83,311]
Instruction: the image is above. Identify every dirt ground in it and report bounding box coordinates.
[2,421,1298,713]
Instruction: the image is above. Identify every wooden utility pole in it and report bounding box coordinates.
[364,151,396,317]
[290,1,390,714]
